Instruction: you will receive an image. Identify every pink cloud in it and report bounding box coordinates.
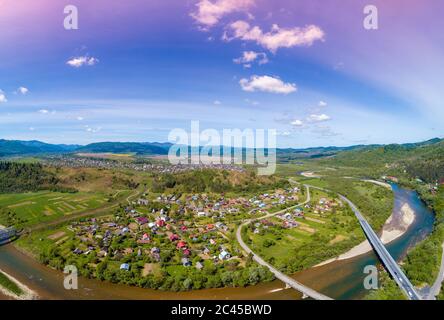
[191,0,255,28]
[225,20,325,53]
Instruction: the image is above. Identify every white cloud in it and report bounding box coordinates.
[85,125,102,133]
[307,113,331,122]
[15,87,29,95]
[233,51,268,67]
[29,127,35,131]
[191,0,255,29]
[291,119,304,127]
[76,116,84,121]
[318,101,327,107]
[239,75,297,94]
[225,20,325,53]
[67,56,99,68]
[213,100,222,105]
[0,90,7,103]
[38,109,56,115]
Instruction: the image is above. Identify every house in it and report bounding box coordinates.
[136,217,149,225]
[148,222,156,229]
[137,199,149,206]
[169,234,179,242]
[197,211,208,217]
[195,261,204,270]
[177,241,187,249]
[182,258,192,267]
[183,249,191,256]
[218,250,231,260]
[283,213,292,220]
[120,263,130,271]
[73,248,83,255]
[156,219,166,227]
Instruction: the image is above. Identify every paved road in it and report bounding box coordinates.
[425,243,444,300]
[339,194,422,300]
[235,185,333,300]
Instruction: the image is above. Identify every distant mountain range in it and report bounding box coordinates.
[0,138,443,160]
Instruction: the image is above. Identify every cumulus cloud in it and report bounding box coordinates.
[0,90,7,103]
[14,87,29,95]
[307,113,331,122]
[318,100,327,107]
[225,20,325,53]
[239,75,297,94]
[191,0,255,29]
[67,56,99,68]
[291,119,304,127]
[233,51,268,67]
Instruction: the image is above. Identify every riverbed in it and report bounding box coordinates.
[0,184,434,300]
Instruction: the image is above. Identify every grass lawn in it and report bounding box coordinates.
[0,271,23,296]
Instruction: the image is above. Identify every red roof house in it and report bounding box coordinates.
[169,234,179,241]
[177,241,187,249]
[156,219,166,227]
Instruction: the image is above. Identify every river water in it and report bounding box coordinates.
[0,184,435,300]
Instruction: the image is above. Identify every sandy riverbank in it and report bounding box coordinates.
[0,268,38,300]
[316,202,416,267]
[300,171,322,178]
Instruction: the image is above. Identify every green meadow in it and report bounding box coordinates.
[0,191,109,227]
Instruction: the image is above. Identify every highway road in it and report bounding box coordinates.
[339,194,422,300]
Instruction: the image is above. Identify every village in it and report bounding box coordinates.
[43,155,246,175]
[42,185,303,283]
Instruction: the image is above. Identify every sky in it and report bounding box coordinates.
[0,0,443,148]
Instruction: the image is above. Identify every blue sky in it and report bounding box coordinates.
[0,0,443,147]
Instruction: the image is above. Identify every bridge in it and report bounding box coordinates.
[302,182,422,300]
[235,185,333,300]
[339,194,422,300]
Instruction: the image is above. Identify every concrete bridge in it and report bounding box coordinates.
[302,182,422,300]
[340,195,422,300]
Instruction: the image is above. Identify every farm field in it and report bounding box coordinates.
[0,191,113,227]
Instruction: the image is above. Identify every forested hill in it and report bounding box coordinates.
[0,162,61,193]
[324,138,444,183]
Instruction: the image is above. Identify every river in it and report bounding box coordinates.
[0,184,435,300]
